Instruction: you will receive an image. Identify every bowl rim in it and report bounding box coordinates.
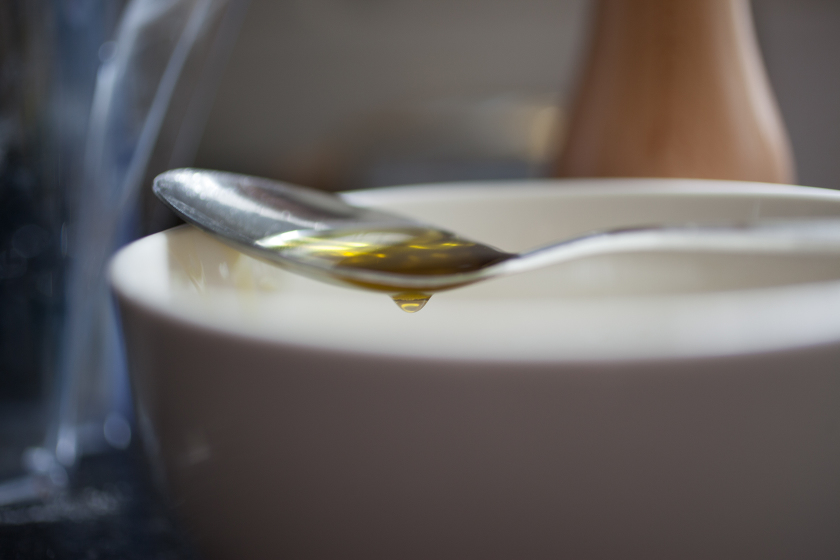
[110,177,840,363]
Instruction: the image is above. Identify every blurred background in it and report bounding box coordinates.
[1,0,840,555]
[2,0,840,506]
[191,0,840,195]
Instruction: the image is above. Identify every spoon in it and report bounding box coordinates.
[153,168,840,312]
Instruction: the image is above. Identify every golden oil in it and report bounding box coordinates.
[391,292,432,313]
[257,227,511,312]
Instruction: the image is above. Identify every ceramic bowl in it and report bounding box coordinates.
[111,178,840,560]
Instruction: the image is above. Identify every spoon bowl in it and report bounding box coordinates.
[153,168,516,293]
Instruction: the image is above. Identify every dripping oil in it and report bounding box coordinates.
[257,227,511,312]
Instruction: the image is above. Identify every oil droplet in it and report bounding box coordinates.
[392,292,431,313]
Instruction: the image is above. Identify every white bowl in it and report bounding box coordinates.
[111,178,840,560]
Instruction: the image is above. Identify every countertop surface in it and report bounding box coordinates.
[0,447,199,560]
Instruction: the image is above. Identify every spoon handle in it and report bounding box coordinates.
[501,220,840,276]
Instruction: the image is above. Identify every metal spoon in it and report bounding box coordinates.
[153,168,840,311]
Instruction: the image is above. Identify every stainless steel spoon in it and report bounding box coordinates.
[153,168,840,310]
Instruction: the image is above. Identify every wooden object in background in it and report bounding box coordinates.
[555,0,795,183]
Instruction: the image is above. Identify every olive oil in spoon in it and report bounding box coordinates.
[256,226,513,312]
